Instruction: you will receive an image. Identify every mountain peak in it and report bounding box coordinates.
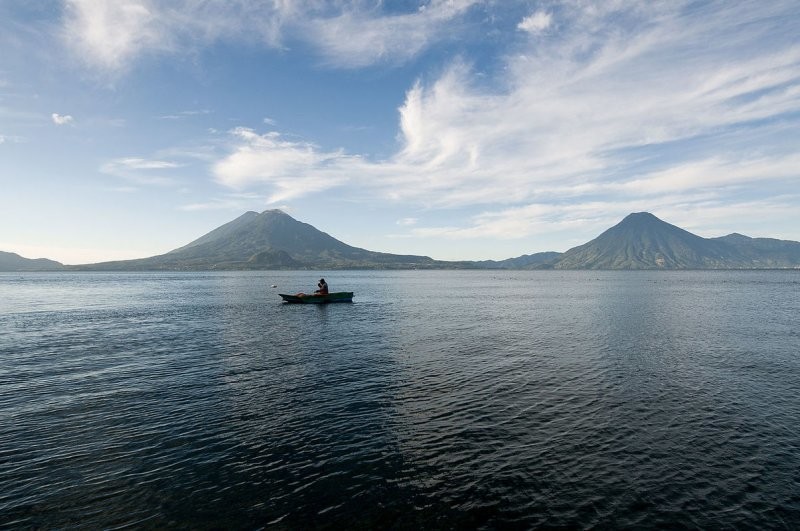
[236,211,259,220]
[720,232,752,242]
[20,209,800,271]
[554,211,711,269]
[119,208,436,270]
[620,212,661,224]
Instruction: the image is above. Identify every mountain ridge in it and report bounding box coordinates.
[3,210,800,271]
[0,251,64,272]
[551,212,800,269]
[74,209,439,270]
[553,212,728,269]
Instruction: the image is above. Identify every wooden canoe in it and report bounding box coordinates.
[279,292,354,304]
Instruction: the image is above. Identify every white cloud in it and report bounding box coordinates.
[115,157,181,170]
[518,11,552,34]
[213,127,358,202]
[62,0,165,71]
[51,113,74,125]
[380,2,800,208]
[159,110,211,120]
[611,154,800,196]
[61,0,293,72]
[207,1,800,244]
[101,156,182,185]
[396,217,418,226]
[0,134,24,144]
[60,0,478,72]
[305,0,480,68]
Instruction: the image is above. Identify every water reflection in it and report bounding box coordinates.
[193,272,412,527]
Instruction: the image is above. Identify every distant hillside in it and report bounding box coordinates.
[14,210,797,272]
[0,251,64,272]
[551,212,800,269]
[710,233,800,268]
[471,252,561,269]
[76,210,439,270]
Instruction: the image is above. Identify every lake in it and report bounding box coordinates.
[1,270,799,529]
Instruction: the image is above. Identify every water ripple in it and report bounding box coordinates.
[1,270,799,528]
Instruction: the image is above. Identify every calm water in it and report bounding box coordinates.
[1,270,799,529]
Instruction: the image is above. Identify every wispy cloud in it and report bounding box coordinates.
[62,0,167,71]
[210,1,800,242]
[610,154,800,196]
[114,157,181,170]
[51,113,74,125]
[304,0,480,68]
[101,156,182,185]
[212,127,358,202]
[0,134,24,144]
[159,110,212,120]
[56,1,800,246]
[60,0,477,73]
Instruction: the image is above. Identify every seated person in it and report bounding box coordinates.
[314,278,329,295]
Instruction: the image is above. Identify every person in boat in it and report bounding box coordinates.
[314,278,329,295]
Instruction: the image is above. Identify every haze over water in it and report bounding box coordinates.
[1,270,799,528]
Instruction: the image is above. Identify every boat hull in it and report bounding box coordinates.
[279,292,354,304]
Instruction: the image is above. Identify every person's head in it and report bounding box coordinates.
[319,278,325,283]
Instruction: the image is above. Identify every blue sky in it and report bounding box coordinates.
[1,0,799,264]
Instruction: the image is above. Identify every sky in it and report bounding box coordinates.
[1,0,799,264]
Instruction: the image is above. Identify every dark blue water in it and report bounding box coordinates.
[1,270,799,529]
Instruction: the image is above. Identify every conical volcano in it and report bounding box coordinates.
[77,209,435,270]
[553,212,732,269]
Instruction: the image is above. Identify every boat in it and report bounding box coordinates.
[279,292,354,304]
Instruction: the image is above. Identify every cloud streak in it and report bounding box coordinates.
[208,0,800,243]
[54,1,800,252]
[305,0,480,68]
[61,0,479,72]
[101,156,182,186]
